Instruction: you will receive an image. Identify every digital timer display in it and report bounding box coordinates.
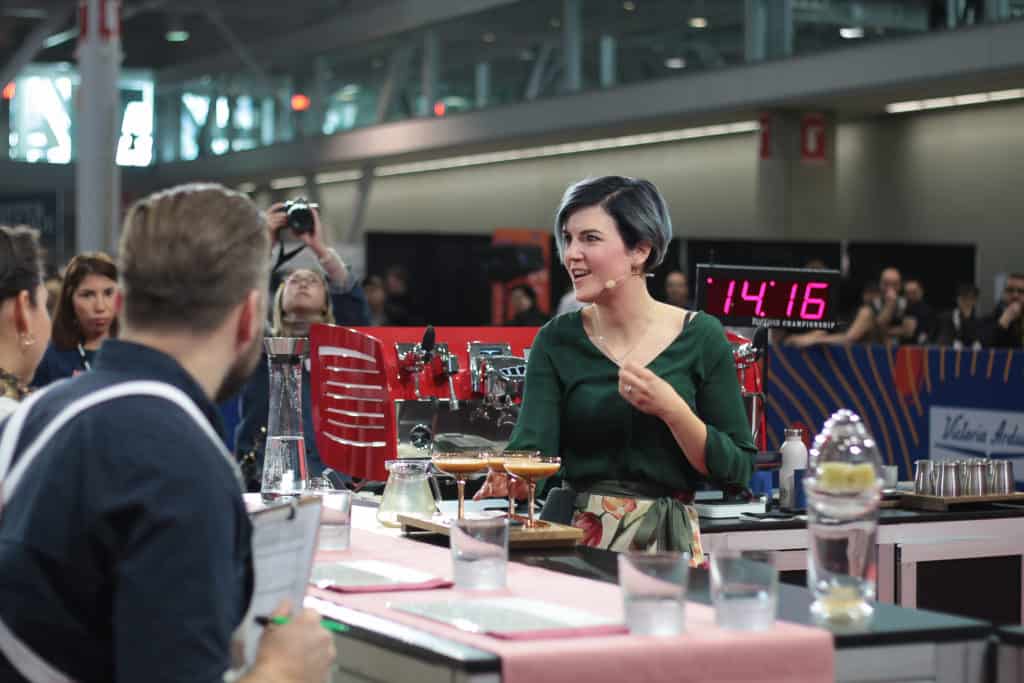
[694,264,839,330]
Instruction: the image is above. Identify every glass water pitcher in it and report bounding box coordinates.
[260,337,310,502]
[804,409,883,628]
[377,459,437,527]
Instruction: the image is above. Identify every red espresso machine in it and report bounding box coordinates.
[308,322,766,483]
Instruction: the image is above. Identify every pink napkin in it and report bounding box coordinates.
[485,624,629,640]
[322,578,454,594]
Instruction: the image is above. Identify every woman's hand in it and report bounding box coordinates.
[617,361,688,422]
[265,202,288,247]
[473,472,530,501]
[784,330,826,348]
[298,207,328,258]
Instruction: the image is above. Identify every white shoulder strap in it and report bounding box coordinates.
[0,380,242,511]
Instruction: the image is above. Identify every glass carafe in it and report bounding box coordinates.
[260,337,310,503]
[377,459,437,527]
[804,409,883,628]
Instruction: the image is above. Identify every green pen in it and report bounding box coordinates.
[254,615,349,634]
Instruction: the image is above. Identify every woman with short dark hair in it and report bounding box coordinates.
[478,176,756,563]
[31,252,119,387]
[0,225,50,417]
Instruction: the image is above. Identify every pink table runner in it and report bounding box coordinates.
[311,529,834,683]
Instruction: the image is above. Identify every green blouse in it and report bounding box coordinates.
[506,310,756,493]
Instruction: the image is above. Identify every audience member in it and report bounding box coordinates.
[383,264,415,325]
[506,284,548,326]
[935,283,983,349]
[31,252,119,387]
[786,281,879,347]
[364,274,390,325]
[903,277,935,344]
[0,225,50,419]
[236,205,368,490]
[555,288,584,316]
[664,270,692,309]
[872,266,913,345]
[985,273,1024,348]
[43,273,62,318]
[0,183,334,683]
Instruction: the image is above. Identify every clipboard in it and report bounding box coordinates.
[239,496,323,668]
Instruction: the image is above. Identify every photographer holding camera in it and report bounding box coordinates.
[234,199,369,489]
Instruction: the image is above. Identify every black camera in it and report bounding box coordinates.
[277,198,318,236]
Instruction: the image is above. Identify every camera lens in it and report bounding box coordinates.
[286,202,315,235]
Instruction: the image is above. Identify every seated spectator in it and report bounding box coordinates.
[664,269,693,309]
[44,273,62,317]
[235,205,368,490]
[383,264,416,325]
[0,225,51,419]
[786,282,880,347]
[935,283,983,349]
[31,252,119,387]
[555,288,584,316]
[364,274,390,325]
[903,277,935,344]
[984,273,1024,348]
[507,284,548,326]
[872,266,913,345]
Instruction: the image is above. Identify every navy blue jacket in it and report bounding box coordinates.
[0,341,253,683]
[30,342,95,388]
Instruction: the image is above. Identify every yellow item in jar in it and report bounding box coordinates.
[817,462,878,491]
[818,586,864,618]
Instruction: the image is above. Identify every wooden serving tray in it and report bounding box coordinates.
[899,491,1024,512]
[397,513,583,548]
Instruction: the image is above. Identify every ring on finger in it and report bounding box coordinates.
[623,384,633,394]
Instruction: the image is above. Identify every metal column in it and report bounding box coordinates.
[421,30,440,116]
[474,62,490,109]
[75,0,123,254]
[745,0,793,62]
[562,0,582,92]
[599,35,616,88]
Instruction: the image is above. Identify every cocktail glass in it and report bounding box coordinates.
[487,450,538,519]
[431,452,490,520]
[504,456,561,529]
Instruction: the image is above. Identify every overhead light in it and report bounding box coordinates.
[623,1,636,11]
[664,57,686,69]
[839,26,864,39]
[164,15,189,42]
[314,170,363,185]
[337,84,360,102]
[269,176,306,190]
[374,121,758,177]
[688,17,708,29]
[885,88,1024,114]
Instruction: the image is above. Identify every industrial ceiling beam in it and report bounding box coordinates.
[156,0,520,86]
[0,2,75,88]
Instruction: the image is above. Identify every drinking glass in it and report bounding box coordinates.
[617,552,690,636]
[431,452,489,520]
[710,550,778,630]
[487,450,538,518]
[450,517,509,590]
[503,455,561,528]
